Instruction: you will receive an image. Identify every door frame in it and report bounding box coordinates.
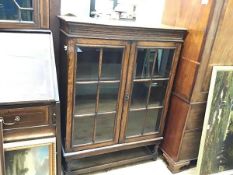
[119,41,182,143]
[65,38,131,152]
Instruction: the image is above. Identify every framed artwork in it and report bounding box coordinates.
[197,66,233,175]
[3,137,56,175]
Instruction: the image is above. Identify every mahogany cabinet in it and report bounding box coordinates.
[161,0,233,172]
[0,30,61,175]
[58,16,186,174]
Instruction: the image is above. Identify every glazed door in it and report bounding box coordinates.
[70,39,130,150]
[120,41,181,143]
[0,0,49,28]
[0,118,5,175]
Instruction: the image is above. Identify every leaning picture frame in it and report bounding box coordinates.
[3,137,56,175]
[197,66,233,175]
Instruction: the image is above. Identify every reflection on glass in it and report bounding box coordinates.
[153,49,174,78]
[144,108,162,133]
[101,48,123,80]
[0,0,33,21]
[126,110,146,137]
[73,116,94,145]
[149,81,167,107]
[95,114,115,142]
[99,83,119,112]
[16,0,32,8]
[75,84,97,115]
[21,9,33,21]
[76,47,100,81]
[135,48,157,79]
[134,48,174,79]
[130,82,149,109]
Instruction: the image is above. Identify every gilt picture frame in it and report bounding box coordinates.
[3,137,56,175]
[197,66,233,175]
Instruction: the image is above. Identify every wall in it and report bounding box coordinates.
[61,0,165,24]
[61,0,91,17]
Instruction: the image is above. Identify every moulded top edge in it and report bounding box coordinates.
[58,16,187,32]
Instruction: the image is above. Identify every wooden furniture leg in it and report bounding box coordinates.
[163,153,191,173]
[152,144,159,160]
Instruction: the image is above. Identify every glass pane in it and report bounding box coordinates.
[134,48,175,79]
[134,48,157,79]
[149,81,168,107]
[0,0,33,21]
[130,82,149,109]
[126,110,146,137]
[95,114,115,142]
[75,84,97,115]
[0,0,18,20]
[72,116,94,145]
[16,0,32,8]
[99,83,119,113]
[101,48,123,80]
[21,10,33,21]
[76,47,99,81]
[144,108,162,133]
[153,49,174,78]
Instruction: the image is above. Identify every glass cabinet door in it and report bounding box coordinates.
[72,44,126,149]
[123,43,177,141]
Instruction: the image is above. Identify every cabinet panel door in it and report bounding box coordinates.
[0,119,5,175]
[67,39,130,150]
[0,0,49,28]
[120,42,181,142]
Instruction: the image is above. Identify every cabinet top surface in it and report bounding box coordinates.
[59,16,187,31]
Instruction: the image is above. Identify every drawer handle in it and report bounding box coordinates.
[2,116,21,126]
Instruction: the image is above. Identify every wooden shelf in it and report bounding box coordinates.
[64,146,155,174]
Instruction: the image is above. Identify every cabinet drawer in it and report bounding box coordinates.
[0,106,49,130]
[186,104,206,130]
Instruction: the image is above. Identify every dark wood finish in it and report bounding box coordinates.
[65,39,130,152]
[3,125,56,142]
[63,138,162,160]
[0,106,49,130]
[64,146,155,175]
[173,58,199,100]
[59,16,186,42]
[162,95,189,161]
[163,152,190,173]
[49,0,61,69]
[59,17,186,174]
[185,104,206,130]
[179,131,202,160]
[119,41,136,143]
[120,41,181,143]
[55,102,62,175]
[192,0,233,101]
[40,0,50,28]
[161,0,233,172]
